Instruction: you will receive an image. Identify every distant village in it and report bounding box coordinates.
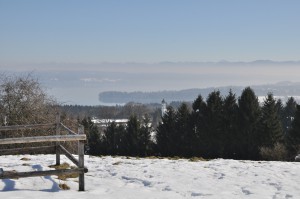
[91,99,168,128]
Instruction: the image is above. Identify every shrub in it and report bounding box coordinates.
[259,143,288,161]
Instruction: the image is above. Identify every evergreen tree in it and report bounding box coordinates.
[82,117,102,155]
[156,106,176,156]
[275,99,285,132]
[259,93,283,148]
[283,97,297,136]
[137,116,152,156]
[205,90,223,158]
[222,90,239,159]
[103,122,117,155]
[125,115,140,156]
[275,99,284,116]
[175,103,192,157]
[191,95,207,157]
[286,105,300,156]
[103,122,126,155]
[238,87,261,160]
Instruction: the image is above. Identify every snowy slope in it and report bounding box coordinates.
[0,155,299,199]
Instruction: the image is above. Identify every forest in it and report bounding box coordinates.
[1,75,299,161]
[85,87,300,161]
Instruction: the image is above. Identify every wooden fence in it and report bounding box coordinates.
[0,115,88,191]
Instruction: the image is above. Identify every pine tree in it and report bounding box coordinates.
[275,99,285,132]
[114,125,127,155]
[103,122,117,155]
[191,95,207,157]
[156,106,176,156]
[259,93,283,148]
[137,116,152,156]
[222,90,239,159]
[283,97,297,136]
[103,122,126,155]
[126,115,140,156]
[238,87,261,160]
[286,105,300,156]
[82,117,102,155]
[205,90,223,158]
[175,103,192,157]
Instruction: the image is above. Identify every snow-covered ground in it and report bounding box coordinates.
[0,155,299,198]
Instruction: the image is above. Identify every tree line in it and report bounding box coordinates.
[84,87,300,160]
[1,74,299,160]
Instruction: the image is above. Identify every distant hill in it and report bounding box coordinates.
[99,82,300,104]
[3,60,300,105]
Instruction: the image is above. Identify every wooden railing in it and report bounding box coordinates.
[0,115,87,191]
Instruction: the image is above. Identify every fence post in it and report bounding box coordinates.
[78,125,85,191]
[56,113,61,165]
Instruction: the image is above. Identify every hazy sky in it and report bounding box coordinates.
[1,0,300,105]
[1,0,300,68]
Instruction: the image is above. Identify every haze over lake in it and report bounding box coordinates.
[1,61,300,105]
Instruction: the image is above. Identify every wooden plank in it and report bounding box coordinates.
[0,123,55,131]
[0,146,56,155]
[60,123,77,135]
[59,145,88,173]
[59,144,79,166]
[0,168,85,179]
[59,145,88,172]
[78,125,85,191]
[0,134,86,145]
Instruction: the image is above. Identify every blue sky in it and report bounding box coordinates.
[1,0,300,66]
[1,0,300,105]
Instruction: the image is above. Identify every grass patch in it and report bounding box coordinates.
[189,157,207,162]
[20,157,31,161]
[57,173,79,180]
[59,183,70,190]
[112,161,122,165]
[168,156,181,160]
[146,156,159,159]
[49,162,79,180]
[49,162,70,170]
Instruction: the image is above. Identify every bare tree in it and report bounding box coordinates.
[0,73,58,126]
[0,73,61,150]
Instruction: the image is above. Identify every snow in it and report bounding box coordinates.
[1,155,300,198]
[91,118,128,127]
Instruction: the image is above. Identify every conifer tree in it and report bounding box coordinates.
[222,90,239,158]
[137,116,152,156]
[259,93,283,147]
[125,115,141,156]
[283,97,297,135]
[191,95,207,157]
[82,117,102,155]
[205,90,223,158]
[175,103,192,157]
[286,105,300,156]
[156,106,176,156]
[115,125,127,155]
[103,122,117,155]
[238,87,261,160]
[275,99,285,131]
